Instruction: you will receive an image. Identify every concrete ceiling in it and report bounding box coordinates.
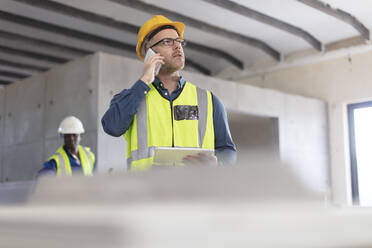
[0,0,371,85]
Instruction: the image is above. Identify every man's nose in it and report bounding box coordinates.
[174,42,182,50]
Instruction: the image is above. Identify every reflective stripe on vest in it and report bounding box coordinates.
[125,81,214,170]
[51,145,95,176]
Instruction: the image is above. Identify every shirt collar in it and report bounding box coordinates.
[153,76,185,90]
[63,145,79,160]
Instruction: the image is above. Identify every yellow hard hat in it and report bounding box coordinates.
[136,15,185,61]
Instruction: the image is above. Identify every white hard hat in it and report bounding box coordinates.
[58,116,85,134]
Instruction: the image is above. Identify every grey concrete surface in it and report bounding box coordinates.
[0,88,5,181]
[44,55,98,139]
[0,181,34,204]
[228,112,280,165]
[2,141,43,182]
[30,163,324,206]
[3,74,45,146]
[96,54,142,173]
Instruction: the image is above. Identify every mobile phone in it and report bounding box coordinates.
[144,48,161,75]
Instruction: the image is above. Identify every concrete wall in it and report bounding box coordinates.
[228,112,280,165]
[97,52,329,193]
[2,74,45,182]
[96,55,143,173]
[239,49,372,205]
[0,88,5,181]
[0,55,98,182]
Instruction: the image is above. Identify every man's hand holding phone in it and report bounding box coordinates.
[140,49,164,85]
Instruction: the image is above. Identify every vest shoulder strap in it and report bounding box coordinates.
[78,145,94,176]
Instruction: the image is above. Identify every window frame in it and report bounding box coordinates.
[347,100,372,205]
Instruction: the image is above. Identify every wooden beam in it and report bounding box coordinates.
[297,0,370,40]
[203,0,322,51]
[107,0,281,61]
[9,0,242,69]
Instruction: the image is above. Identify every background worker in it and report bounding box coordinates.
[101,15,236,170]
[37,116,95,177]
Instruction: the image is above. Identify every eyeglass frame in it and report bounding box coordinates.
[149,37,186,49]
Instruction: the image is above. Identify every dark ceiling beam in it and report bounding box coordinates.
[0,10,136,53]
[186,42,243,69]
[185,59,212,76]
[11,0,139,34]
[0,30,90,56]
[203,0,322,51]
[0,46,209,77]
[0,4,212,76]
[0,32,209,77]
[0,45,67,64]
[9,0,242,70]
[107,0,281,61]
[0,69,30,79]
[0,80,12,85]
[297,0,370,40]
[0,59,48,72]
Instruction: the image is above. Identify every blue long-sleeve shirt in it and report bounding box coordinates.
[101,77,236,165]
[37,146,95,177]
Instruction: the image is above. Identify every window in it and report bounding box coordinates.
[347,101,372,206]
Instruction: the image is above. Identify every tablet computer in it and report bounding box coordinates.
[153,147,214,165]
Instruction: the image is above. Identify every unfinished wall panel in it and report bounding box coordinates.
[2,141,43,181]
[0,88,5,182]
[3,75,45,146]
[44,56,98,140]
[239,50,372,204]
[280,95,329,192]
[228,112,280,165]
[97,54,143,172]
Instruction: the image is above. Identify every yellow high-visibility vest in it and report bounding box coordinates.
[124,81,214,170]
[48,145,95,176]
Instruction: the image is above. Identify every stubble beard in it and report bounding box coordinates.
[162,57,185,73]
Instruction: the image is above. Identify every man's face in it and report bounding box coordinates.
[149,29,185,72]
[64,133,80,152]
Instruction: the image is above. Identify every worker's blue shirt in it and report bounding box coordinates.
[101,77,236,165]
[37,146,94,177]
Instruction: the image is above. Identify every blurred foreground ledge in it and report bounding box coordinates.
[0,164,372,247]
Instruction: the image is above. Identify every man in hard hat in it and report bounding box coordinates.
[37,116,95,177]
[101,15,236,170]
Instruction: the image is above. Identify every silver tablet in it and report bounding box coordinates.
[153,147,214,165]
